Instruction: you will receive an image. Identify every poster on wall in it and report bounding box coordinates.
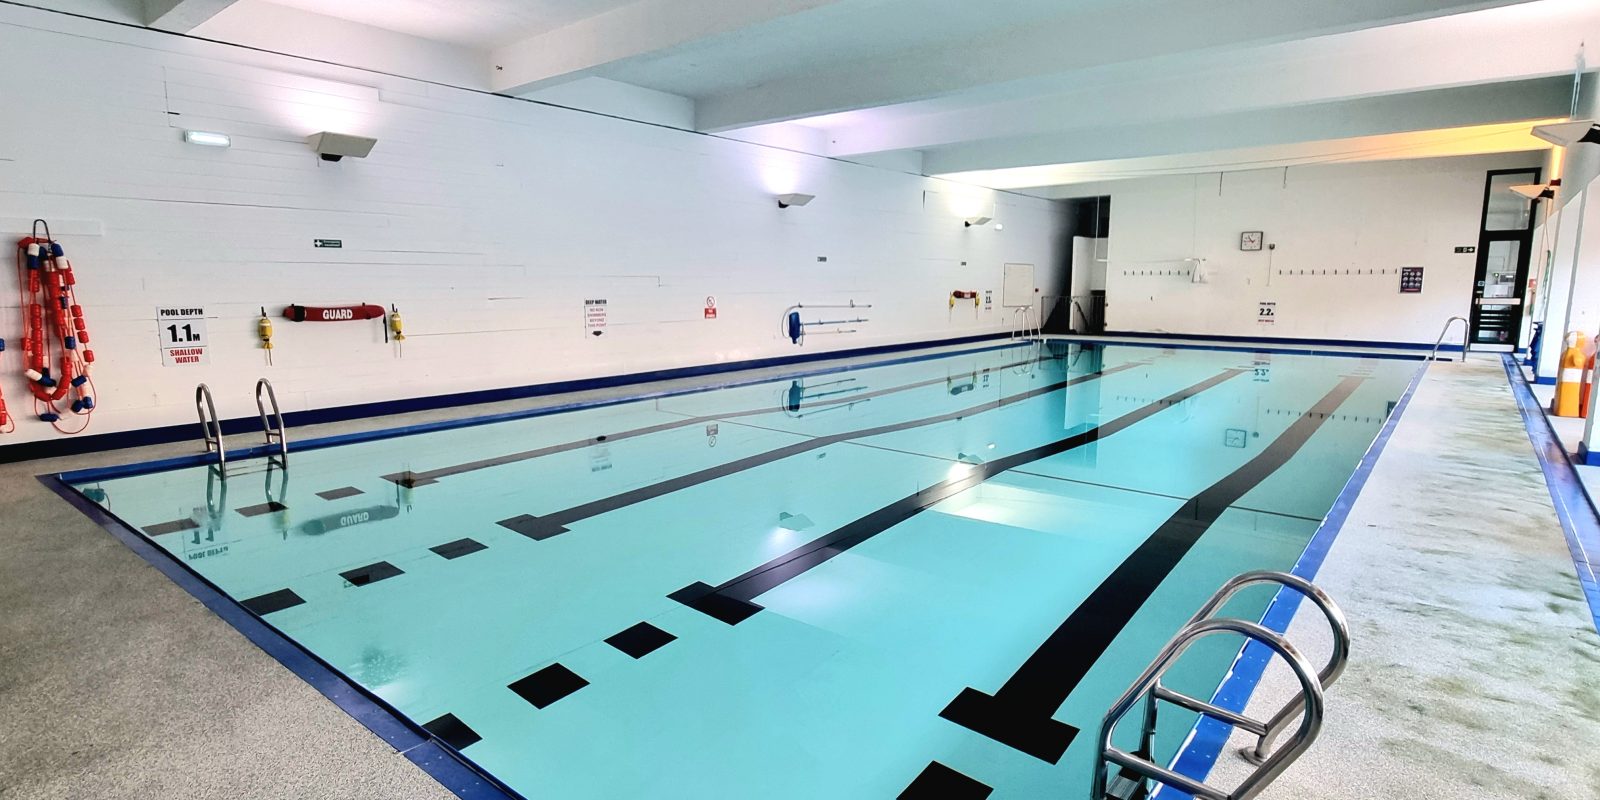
[1257,301,1277,326]
[1399,266,1424,293]
[157,307,210,366]
[584,298,607,337]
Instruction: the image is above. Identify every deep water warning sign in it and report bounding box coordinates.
[158,307,210,366]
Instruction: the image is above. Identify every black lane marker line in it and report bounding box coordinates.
[509,663,589,708]
[316,486,365,500]
[430,538,488,559]
[422,713,481,750]
[936,374,1365,765]
[604,622,677,659]
[142,518,199,536]
[241,588,305,615]
[898,762,993,799]
[383,352,1051,487]
[340,561,404,586]
[670,368,1248,626]
[235,501,288,518]
[496,362,1146,542]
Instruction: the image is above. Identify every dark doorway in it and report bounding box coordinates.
[1469,168,1540,350]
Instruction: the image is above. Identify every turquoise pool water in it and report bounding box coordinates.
[67,341,1415,798]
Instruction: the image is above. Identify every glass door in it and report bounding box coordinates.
[1469,169,1539,350]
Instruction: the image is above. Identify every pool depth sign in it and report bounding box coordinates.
[157,307,209,366]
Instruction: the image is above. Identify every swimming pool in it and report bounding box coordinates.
[60,341,1416,798]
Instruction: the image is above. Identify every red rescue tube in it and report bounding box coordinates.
[282,303,386,322]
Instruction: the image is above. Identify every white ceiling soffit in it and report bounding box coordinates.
[941,120,1559,195]
[265,0,639,48]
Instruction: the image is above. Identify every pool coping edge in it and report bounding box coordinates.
[39,474,526,800]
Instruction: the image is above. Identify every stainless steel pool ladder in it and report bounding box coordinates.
[1011,305,1042,340]
[195,383,226,472]
[1093,571,1350,800]
[1429,316,1469,362]
[256,378,288,462]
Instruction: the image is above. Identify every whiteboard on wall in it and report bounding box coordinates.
[1003,263,1036,307]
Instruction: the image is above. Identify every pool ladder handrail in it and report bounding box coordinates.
[1093,570,1347,800]
[1429,316,1469,362]
[256,378,288,462]
[195,383,226,472]
[1011,304,1042,340]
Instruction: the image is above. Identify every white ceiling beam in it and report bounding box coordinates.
[921,80,1570,179]
[142,0,237,32]
[694,0,1542,131]
[489,0,848,96]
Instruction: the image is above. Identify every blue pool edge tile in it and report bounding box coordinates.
[1152,356,1431,799]
[1499,355,1600,633]
[38,474,526,800]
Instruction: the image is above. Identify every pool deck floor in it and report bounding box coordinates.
[1,340,1595,799]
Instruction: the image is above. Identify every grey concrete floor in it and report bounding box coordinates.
[1207,358,1600,799]
[3,341,1592,799]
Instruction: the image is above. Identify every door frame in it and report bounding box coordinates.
[1468,167,1541,350]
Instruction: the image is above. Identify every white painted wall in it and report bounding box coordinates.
[1100,154,1542,344]
[0,4,1066,446]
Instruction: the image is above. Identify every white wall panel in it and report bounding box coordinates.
[1101,155,1542,344]
[0,4,1066,445]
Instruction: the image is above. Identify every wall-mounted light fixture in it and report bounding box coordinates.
[183,130,231,148]
[1533,120,1600,147]
[1509,180,1560,200]
[776,193,815,209]
[964,216,993,228]
[307,131,378,162]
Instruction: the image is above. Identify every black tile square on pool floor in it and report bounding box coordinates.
[604,622,676,659]
[241,588,305,616]
[316,486,365,501]
[142,518,199,536]
[423,713,481,750]
[235,501,288,518]
[430,538,487,559]
[339,561,404,587]
[899,761,993,799]
[508,663,589,709]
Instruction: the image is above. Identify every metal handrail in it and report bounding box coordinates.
[255,378,288,462]
[1072,299,1091,333]
[195,384,226,472]
[1183,571,1350,766]
[1095,620,1325,800]
[1429,316,1469,361]
[1093,574,1334,800]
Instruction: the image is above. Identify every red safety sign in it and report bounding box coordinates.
[704,295,718,319]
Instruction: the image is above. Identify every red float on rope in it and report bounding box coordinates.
[15,220,96,434]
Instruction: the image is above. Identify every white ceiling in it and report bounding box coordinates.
[33,0,1599,192]
[263,0,637,48]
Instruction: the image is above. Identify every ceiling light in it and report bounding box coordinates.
[1532,120,1600,147]
[776,193,815,208]
[964,216,992,228]
[307,131,378,162]
[183,130,230,147]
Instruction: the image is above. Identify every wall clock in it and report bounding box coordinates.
[1240,231,1264,251]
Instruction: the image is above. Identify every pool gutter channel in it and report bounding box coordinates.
[1153,358,1430,799]
[1500,355,1600,634]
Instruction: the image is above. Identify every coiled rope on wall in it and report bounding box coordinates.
[16,219,96,434]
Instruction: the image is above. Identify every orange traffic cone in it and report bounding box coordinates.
[1554,331,1589,417]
